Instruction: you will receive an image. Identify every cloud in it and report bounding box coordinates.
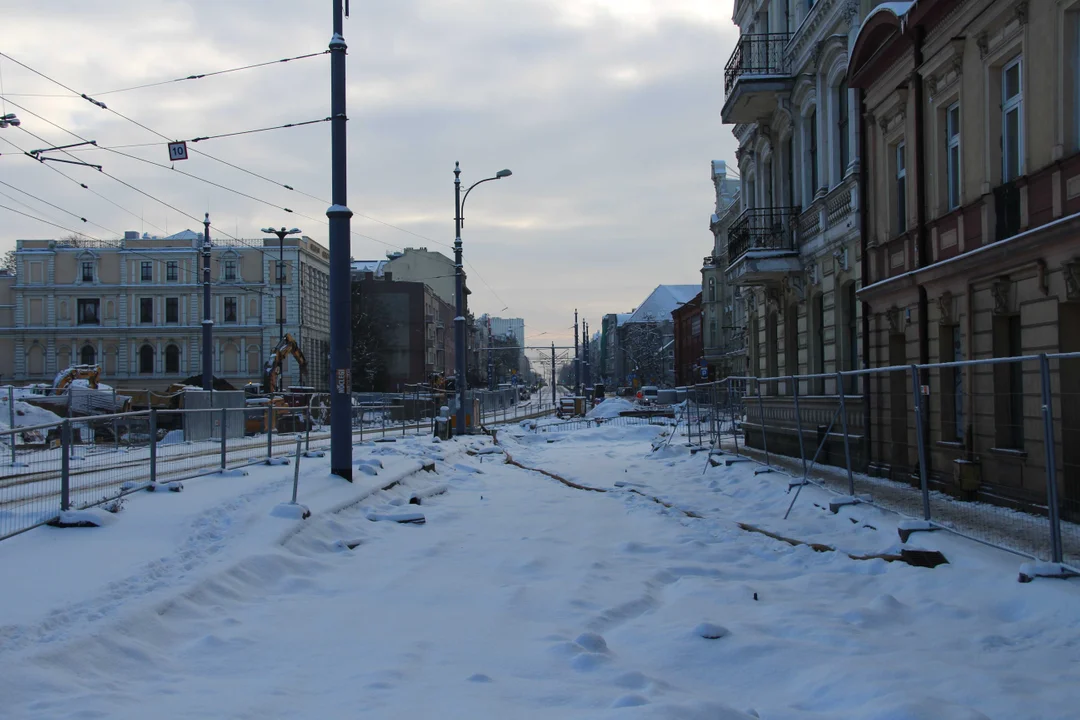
[0,0,738,347]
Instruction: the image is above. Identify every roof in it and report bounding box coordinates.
[351,259,388,276]
[626,285,701,324]
[849,1,919,87]
[164,229,201,241]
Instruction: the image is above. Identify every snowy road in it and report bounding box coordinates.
[1,421,1079,718]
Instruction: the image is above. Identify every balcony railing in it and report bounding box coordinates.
[727,206,799,262]
[994,180,1021,242]
[724,33,791,97]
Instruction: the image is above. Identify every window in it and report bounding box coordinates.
[277,295,286,323]
[224,297,237,323]
[786,135,795,207]
[77,299,100,325]
[1002,56,1023,181]
[140,261,152,282]
[946,102,961,210]
[276,261,287,283]
[941,323,964,442]
[166,261,178,282]
[837,79,849,179]
[813,293,825,394]
[896,142,907,234]
[808,109,819,200]
[708,278,716,302]
[80,345,96,366]
[165,344,181,374]
[139,345,155,375]
[81,261,94,282]
[224,260,237,281]
[140,297,154,324]
[165,297,179,324]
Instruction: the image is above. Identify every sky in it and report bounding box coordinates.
[0,0,739,346]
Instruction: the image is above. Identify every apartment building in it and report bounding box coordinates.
[0,230,330,392]
[702,160,745,379]
[721,0,865,461]
[850,0,1080,511]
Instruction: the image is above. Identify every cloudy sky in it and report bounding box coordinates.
[0,0,738,346]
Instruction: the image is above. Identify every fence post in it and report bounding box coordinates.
[266,406,274,461]
[755,379,771,467]
[60,418,71,512]
[292,434,302,504]
[1039,354,1065,564]
[909,364,931,521]
[836,372,855,497]
[306,397,314,451]
[8,385,15,465]
[791,376,807,477]
[220,406,228,471]
[149,408,157,487]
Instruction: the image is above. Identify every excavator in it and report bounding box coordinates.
[244,334,311,434]
[53,365,101,392]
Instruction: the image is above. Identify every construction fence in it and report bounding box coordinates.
[0,388,556,542]
[682,352,1080,571]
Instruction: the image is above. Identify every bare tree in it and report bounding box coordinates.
[621,313,667,386]
[1,249,15,274]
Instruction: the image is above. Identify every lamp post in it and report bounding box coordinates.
[453,162,512,436]
[0,113,20,128]
[261,227,301,341]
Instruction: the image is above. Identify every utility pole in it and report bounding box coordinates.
[327,0,353,481]
[201,213,213,392]
[551,341,556,406]
[453,164,467,435]
[487,315,494,390]
[574,309,580,395]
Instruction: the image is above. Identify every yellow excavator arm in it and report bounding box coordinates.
[53,364,101,392]
[263,334,307,394]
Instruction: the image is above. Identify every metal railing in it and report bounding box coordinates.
[727,206,799,262]
[0,389,556,541]
[723,33,792,97]
[682,353,1080,572]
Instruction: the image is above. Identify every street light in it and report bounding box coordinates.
[453,162,512,436]
[261,226,301,341]
[0,113,20,128]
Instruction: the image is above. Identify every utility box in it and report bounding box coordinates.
[953,459,981,492]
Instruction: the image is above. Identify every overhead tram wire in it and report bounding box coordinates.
[0,96,406,255]
[0,54,510,299]
[0,50,329,99]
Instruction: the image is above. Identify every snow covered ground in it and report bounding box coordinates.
[0,422,1078,719]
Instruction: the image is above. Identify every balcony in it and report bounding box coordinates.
[721,33,793,125]
[994,180,1021,242]
[726,206,802,285]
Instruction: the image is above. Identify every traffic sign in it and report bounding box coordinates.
[168,141,189,161]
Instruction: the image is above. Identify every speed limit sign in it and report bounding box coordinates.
[168,141,188,161]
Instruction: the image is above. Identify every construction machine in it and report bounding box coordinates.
[53,365,100,392]
[243,334,310,434]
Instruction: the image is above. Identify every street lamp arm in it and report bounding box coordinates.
[460,170,511,225]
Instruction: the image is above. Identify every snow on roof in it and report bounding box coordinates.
[625,285,701,324]
[351,259,388,276]
[616,313,633,327]
[857,1,917,37]
[164,229,201,241]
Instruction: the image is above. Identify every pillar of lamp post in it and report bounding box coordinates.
[453,162,512,436]
[262,227,301,342]
[202,214,214,392]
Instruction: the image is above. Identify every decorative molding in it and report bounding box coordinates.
[806,262,819,287]
[785,274,806,302]
[937,292,954,325]
[1015,0,1028,26]
[765,287,782,315]
[992,276,1011,315]
[887,306,903,335]
[1064,260,1080,301]
[842,0,859,24]
[976,32,989,59]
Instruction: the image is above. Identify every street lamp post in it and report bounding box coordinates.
[0,113,20,128]
[262,227,301,342]
[453,162,512,436]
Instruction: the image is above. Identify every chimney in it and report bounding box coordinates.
[124,231,139,240]
[384,271,393,282]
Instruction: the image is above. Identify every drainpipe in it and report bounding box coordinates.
[912,24,932,474]
[858,87,872,473]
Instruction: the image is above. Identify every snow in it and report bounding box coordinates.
[587,397,635,419]
[0,396,62,432]
[625,285,701,324]
[0,425,1078,718]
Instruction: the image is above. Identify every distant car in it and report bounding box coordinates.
[638,385,659,405]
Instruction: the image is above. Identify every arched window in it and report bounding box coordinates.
[80,345,96,366]
[165,344,181,374]
[708,278,716,302]
[139,345,155,375]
